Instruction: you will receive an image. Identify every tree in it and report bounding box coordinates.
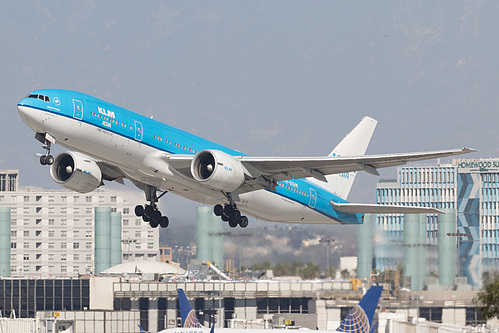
[474,275,499,320]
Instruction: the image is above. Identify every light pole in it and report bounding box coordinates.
[319,238,335,279]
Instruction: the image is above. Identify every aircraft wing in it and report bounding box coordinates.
[238,147,476,182]
[165,147,475,191]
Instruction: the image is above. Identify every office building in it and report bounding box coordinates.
[0,170,159,278]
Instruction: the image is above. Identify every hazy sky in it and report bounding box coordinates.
[1,1,498,223]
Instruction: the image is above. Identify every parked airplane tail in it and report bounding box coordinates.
[178,288,203,328]
[336,285,383,333]
[324,116,378,200]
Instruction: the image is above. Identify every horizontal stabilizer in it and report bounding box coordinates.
[331,201,443,214]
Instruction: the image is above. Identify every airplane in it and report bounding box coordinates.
[17,89,476,229]
[152,286,383,333]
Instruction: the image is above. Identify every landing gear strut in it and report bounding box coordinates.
[35,132,54,165]
[214,196,249,228]
[134,185,169,228]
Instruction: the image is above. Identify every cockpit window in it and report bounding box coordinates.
[27,94,50,102]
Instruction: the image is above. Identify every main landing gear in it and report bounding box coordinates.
[214,203,249,228]
[134,185,169,228]
[35,132,54,165]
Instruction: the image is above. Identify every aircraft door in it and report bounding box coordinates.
[72,99,83,120]
[134,121,143,141]
[309,188,317,208]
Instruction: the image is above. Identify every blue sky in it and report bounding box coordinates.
[1,1,498,214]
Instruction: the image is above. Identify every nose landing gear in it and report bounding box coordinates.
[35,132,54,165]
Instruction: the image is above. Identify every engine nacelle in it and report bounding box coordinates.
[50,152,103,193]
[191,150,245,192]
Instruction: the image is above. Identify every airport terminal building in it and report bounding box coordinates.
[375,158,499,288]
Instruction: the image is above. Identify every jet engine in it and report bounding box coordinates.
[50,152,103,193]
[191,150,245,192]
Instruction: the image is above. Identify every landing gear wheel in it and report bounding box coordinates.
[40,155,47,165]
[228,218,238,228]
[135,205,144,217]
[144,205,155,218]
[239,216,249,228]
[149,219,159,228]
[152,210,162,223]
[159,216,169,228]
[142,214,151,222]
[224,204,234,216]
[214,204,224,216]
[221,214,229,222]
[46,155,54,165]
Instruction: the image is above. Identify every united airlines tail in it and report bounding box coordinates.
[178,288,203,328]
[336,285,383,333]
[324,116,378,200]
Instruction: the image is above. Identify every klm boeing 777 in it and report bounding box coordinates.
[17,89,475,228]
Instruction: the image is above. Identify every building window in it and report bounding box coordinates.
[74,207,79,214]
[48,196,54,202]
[135,231,141,238]
[10,243,16,249]
[86,208,92,214]
[99,196,104,202]
[61,196,67,202]
[111,196,117,202]
[11,231,16,237]
[24,196,29,202]
[49,254,54,261]
[49,207,54,214]
[11,219,16,225]
[48,231,54,237]
[74,254,79,261]
[48,242,54,249]
[86,254,92,261]
[61,242,67,249]
[74,231,79,237]
[123,219,129,226]
[86,196,92,203]
[61,207,67,214]
[61,219,67,225]
[123,208,130,214]
[147,231,153,238]
[86,242,92,249]
[23,230,29,237]
[61,231,67,237]
[74,242,79,249]
[23,219,29,225]
[23,242,29,249]
[61,254,67,261]
[74,196,80,202]
[147,243,154,249]
[49,219,54,225]
[86,219,92,225]
[86,231,92,238]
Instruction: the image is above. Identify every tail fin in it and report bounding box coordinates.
[336,285,383,333]
[178,288,203,328]
[324,116,377,200]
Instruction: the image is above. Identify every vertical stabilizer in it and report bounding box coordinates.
[178,288,203,328]
[336,285,383,333]
[324,116,377,200]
